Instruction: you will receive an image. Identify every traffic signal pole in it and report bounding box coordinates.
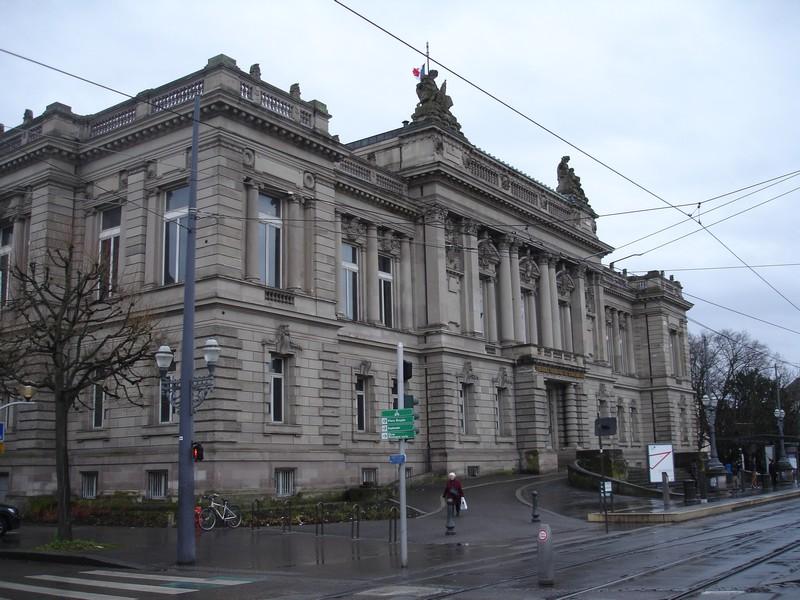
[397,342,408,568]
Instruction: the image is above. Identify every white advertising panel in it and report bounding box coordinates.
[647,444,675,483]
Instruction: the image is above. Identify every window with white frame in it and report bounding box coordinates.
[92,383,105,429]
[158,378,173,424]
[459,383,474,435]
[81,472,98,499]
[0,224,12,306]
[147,470,168,499]
[98,206,121,298]
[378,255,393,327]
[269,355,285,423]
[275,468,295,496]
[355,375,367,432]
[163,186,189,284]
[361,468,377,486]
[258,193,282,287]
[341,243,360,320]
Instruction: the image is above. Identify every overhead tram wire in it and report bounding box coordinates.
[686,317,800,370]
[629,263,800,275]
[682,292,800,337]
[332,0,800,315]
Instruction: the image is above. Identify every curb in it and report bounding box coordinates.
[0,549,147,570]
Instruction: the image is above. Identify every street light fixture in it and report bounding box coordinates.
[154,337,219,565]
[773,407,792,477]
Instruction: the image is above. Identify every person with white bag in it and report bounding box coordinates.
[442,472,465,516]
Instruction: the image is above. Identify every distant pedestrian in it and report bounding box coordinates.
[751,457,759,488]
[769,458,777,487]
[443,472,464,516]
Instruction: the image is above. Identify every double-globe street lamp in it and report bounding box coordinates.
[154,337,220,565]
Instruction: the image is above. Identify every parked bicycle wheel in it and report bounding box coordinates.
[199,507,217,531]
[226,505,242,528]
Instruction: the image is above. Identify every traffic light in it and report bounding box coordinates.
[191,442,204,462]
[403,393,421,435]
[402,360,413,381]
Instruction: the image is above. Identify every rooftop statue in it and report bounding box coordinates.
[411,69,462,133]
[556,155,588,203]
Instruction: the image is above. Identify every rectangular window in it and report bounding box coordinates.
[258,194,282,287]
[163,186,189,284]
[458,384,467,434]
[275,468,295,497]
[270,356,284,423]
[467,465,480,478]
[99,206,121,298]
[378,255,393,328]
[159,379,173,424]
[81,472,98,499]
[92,384,105,429]
[361,468,377,486]
[355,376,367,432]
[495,388,505,434]
[147,470,168,499]
[391,378,398,410]
[341,243,359,320]
[0,224,12,306]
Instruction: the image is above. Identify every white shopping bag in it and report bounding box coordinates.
[460,496,468,511]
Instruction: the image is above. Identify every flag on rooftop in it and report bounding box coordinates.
[412,63,426,79]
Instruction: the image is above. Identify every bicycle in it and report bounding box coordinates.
[198,494,242,530]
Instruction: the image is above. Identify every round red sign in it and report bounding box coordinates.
[538,529,548,542]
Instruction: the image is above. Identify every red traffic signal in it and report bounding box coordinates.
[191,442,204,462]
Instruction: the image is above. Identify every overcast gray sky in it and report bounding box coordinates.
[2,0,799,370]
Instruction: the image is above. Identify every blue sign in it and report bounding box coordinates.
[0,421,4,442]
[389,454,406,464]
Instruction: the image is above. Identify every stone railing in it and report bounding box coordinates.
[151,80,204,114]
[336,158,406,196]
[89,107,137,138]
[265,288,294,305]
[238,80,315,130]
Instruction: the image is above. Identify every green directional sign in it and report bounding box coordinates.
[381,409,417,439]
[381,409,413,419]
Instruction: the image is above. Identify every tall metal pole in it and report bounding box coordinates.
[177,95,201,565]
[397,343,408,568]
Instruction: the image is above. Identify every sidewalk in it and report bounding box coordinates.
[2,473,798,576]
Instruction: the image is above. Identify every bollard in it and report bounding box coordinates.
[662,472,671,510]
[445,497,456,535]
[537,524,554,586]
[531,490,540,523]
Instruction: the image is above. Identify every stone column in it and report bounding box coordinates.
[424,205,449,327]
[510,242,523,343]
[334,210,344,316]
[10,213,28,298]
[595,274,607,362]
[143,190,159,288]
[564,383,578,447]
[365,222,379,324]
[625,312,636,375]
[572,266,588,356]
[497,238,514,344]
[526,290,538,345]
[462,220,481,335]
[611,308,621,372]
[400,234,413,330]
[244,180,260,282]
[485,277,498,344]
[537,255,553,347]
[563,303,574,353]
[287,194,304,291]
[83,207,98,262]
[549,260,562,350]
[304,198,316,293]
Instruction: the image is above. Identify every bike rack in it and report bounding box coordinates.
[350,503,362,540]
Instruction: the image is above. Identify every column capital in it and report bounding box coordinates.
[423,203,448,225]
[461,218,480,236]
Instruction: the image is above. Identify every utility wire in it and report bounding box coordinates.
[629,263,800,274]
[332,0,800,314]
[684,292,800,336]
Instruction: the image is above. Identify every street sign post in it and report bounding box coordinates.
[381,408,416,440]
[389,454,406,464]
[0,421,5,442]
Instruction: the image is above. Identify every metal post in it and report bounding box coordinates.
[537,524,554,586]
[599,432,608,534]
[445,498,456,535]
[397,343,408,568]
[662,471,671,510]
[176,94,201,566]
[531,490,540,523]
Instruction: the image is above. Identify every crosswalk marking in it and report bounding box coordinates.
[82,570,253,586]
[0,581,134,600]
[28,575,195,595]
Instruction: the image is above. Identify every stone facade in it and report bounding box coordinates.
[0,55,695,501]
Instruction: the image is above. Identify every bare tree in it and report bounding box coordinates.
[0,245,156,540]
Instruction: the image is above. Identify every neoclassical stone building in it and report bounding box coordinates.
[0,55,694,501]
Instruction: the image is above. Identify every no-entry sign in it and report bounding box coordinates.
[538,528,549,542]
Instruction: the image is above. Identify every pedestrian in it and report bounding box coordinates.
[751,457,759,489]
[769,458,777,488]
[443,472,464,516]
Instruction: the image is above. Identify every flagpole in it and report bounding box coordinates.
[426,42,430,73]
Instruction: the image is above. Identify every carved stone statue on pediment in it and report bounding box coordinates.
[249,64,262,80]
[411,70,462,133]
[556,156,589,204]
[556,270,575,298]
[23,109,34,126]
[519,254,541,285]
[492,366,509,389]
[445,219,464,273]
[585,285,596,313]
[342,216,366,242]
[457,361,479,384]
[269,324,302,355]
[378,231,400,256]
[290,83,301,99]
[478,236,500,273]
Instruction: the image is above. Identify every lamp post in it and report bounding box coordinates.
[702,394,726,476]
[0,384,37,413]
[774,408,792,475]
[154,337,219,565]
